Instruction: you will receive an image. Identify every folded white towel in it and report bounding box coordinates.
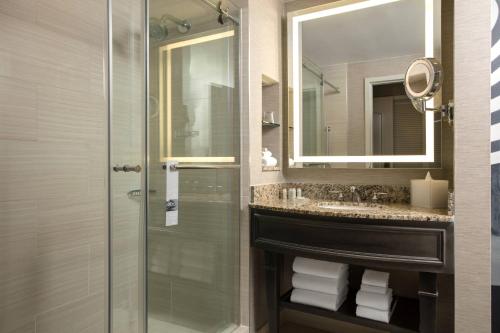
[360,284,388,295]
[362,269,390,288]
[356,305,391,323]
[291,288,348,311]
[356,289,393,311]
[292,272,348,295]
[293,257,348,279]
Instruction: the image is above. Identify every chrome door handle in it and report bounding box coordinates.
[113,165,142,173]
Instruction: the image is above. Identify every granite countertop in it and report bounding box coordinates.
[249,198,454,223]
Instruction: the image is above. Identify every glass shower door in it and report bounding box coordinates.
[148,1,240,332]
[109,0,147,332]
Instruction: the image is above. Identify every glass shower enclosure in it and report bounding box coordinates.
[109,1,241,332]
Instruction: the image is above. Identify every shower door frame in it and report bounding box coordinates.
[145,1,244,333]
[108,0,245,331]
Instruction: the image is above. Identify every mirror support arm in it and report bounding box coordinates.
[416,99,454,126]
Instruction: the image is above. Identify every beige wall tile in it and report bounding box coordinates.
[0,200,37,282]
[0,0,108,331]
[36,293,106,333]
[0,77,37,141]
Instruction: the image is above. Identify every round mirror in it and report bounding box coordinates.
[404,58,443,100]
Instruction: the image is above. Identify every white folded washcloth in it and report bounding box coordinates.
[356,305,391,323]
[293,257,348,279]
[292,272,348,295]
[291,287,348,311]
[356,289,393,311]
[360,284,388,295]
[362,269,390,288]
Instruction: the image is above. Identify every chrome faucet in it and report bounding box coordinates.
[330,190,344,202]
[350,186,361,204]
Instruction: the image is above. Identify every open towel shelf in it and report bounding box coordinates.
[280,289,419,333]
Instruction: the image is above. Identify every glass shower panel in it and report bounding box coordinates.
[109,0,146,332]
[302,62,326,156]
[148,1,240,332]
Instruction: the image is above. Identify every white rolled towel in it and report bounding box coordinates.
[293,257,348,279]
[360,284,388,295]
[292,272,348,295]
[291,287,348,311]
[356,289,393,311]
[362,269,390,288]
[356,305,391,323]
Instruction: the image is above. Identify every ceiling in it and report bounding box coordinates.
[301,0,426,67]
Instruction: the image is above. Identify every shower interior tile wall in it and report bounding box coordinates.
[0,1,108,333]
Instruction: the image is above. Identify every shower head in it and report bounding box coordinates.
[149,18,168,41]
[160,14,191,34]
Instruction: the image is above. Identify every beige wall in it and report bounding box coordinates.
[454,0,491,332]
[0,1,108,332]
[240,0,285,331]
[247,0,286,186]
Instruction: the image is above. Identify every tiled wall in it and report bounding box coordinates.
[0,1,108,332]
[454,0,492,331]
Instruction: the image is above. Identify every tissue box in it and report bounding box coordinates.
[411,178,449,209]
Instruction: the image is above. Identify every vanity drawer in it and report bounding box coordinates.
[251,211,453,273]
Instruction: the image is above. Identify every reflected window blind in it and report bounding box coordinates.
[392,98,425,155]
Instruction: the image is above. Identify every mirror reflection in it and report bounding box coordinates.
[288,0,443,168]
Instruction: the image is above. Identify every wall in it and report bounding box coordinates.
[454,0,491,332]
[0,1,108,332]
[240,0,285,331]
[247,0,286,186]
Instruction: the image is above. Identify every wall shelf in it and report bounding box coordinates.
[262,121,281,128]
[261,74,281,171]
[280,289,419,333]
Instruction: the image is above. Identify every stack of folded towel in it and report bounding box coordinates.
[290,257,349,311]
[355,269,394,323]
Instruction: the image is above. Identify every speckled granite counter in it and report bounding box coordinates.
[250,198,453,223]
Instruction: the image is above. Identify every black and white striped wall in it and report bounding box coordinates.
[492,1,500,331]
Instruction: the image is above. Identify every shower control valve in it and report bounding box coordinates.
[165,199,178,212]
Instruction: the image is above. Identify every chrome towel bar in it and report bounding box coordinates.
[162,164,240,171]
[113,165,142,173]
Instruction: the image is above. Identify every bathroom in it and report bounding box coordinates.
[0,0,494,333]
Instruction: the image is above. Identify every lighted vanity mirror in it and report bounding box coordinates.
[287,0,448,169]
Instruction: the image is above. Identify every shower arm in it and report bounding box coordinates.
[161,14,191,29]
[199,0,240,25]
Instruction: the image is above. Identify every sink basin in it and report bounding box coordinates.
[317,202,383,211]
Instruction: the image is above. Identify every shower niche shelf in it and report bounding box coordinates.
[262,121,280,128]
[262,74,281,172]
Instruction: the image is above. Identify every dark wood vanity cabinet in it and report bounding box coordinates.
[250,208,454,333]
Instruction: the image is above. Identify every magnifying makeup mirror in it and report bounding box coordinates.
[404,57,454,125]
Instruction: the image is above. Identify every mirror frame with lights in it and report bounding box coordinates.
[287,0,439,165]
